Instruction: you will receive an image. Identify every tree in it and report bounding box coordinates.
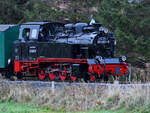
[96,0,150,67]
[0,0,23,24]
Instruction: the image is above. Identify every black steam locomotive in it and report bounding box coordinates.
[13,21,128,81]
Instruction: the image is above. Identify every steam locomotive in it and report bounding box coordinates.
[12,21,128,81]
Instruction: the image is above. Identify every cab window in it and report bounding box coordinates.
[31,29,38,39]
[22,28,30,41]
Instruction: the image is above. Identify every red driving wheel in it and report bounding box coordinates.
[38,70,46,80]
[59,73,67,81]
[70,76,77,81]
[90,74,95,82]
[49,72,56,80]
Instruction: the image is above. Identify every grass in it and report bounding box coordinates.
[0,102,55,113]
[0,80,150,113]
[0,102,125,113]
[2,102,149,113]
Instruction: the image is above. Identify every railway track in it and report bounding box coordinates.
[1,79,149,89]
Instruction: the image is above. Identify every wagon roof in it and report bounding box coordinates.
[22,21,64,25]
[0,25,15,31]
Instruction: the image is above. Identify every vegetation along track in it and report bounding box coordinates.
[1,80,149,92]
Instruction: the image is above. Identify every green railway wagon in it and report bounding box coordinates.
[0,25,19,69]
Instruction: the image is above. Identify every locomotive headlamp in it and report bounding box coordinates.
[120,56,126,62]
[114,40,117,45]
[99,27,108,33]
[8,58,11,64]
[104,28,108,33]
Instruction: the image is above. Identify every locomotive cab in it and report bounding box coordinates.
[19,24,40,41]
[19,22,64,42]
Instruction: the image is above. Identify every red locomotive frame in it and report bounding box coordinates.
[14,58,128,81]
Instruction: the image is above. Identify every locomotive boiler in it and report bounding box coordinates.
[13,21,128,81]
